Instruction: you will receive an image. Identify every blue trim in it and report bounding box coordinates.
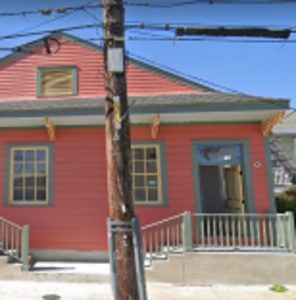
[191,139,255,213]
[264,136,277,213]
[4,142,54,206]
[132,141,168,207]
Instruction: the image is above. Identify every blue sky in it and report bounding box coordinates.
[1,1,296,107]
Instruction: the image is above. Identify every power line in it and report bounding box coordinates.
[125,0,296,7]
[0,2,100,17]
[1,22,295,41]
[0,24,100,41]
[0,0,295,18]
[86,32,296,43]
[126,36,296,43]
[126,51,292,111]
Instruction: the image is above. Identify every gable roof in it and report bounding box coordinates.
[0,31,213,93]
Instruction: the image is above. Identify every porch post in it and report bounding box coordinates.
[21,225,30,271]
[286,212,296,253]
[182,211,193,252]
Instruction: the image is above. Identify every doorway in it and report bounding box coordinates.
[195,143,246,214]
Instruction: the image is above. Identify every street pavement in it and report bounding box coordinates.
[0,281,295,300]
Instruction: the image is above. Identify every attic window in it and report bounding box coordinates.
[37,66,77,96]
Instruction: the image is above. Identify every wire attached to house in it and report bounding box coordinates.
[126,50,294,113]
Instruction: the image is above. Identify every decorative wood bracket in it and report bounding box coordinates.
[44,117,55,141]
[262,111,285,136]
[151,114,160,139]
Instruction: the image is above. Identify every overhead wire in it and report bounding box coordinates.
[0,0,295,18]
[125,0,296,7]
[0,2,294,115]
[1,22,295,41]
[0,2,101,17]
[126,50,293,113]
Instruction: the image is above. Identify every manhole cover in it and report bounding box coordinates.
[42,294,61,300]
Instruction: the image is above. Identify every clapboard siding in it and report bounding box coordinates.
[0,123,269,251]
[0,38,200,99]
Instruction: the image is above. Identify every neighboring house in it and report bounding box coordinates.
[0,32,290,260]
[271,112,296,192]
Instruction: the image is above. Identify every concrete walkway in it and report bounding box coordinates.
[0,281,295,300]
[1,261,296,299]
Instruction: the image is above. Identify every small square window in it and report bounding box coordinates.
[37,66,77,97]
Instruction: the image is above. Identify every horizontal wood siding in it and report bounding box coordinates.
[0,123,270,251]
[0,38,199,100]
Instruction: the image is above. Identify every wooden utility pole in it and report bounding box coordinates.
[102,1,139,299]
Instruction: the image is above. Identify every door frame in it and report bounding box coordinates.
[191,139,255,214]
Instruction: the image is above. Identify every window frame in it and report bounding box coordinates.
[131,141,167,206]
[5,143,54,206]
[36,65,77,97]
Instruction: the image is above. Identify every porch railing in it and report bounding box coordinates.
[141,213,184,267]
[193,212,295,252]
[141,211,296,267]
[0,217,30,271]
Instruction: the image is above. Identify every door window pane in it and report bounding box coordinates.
[196,144,242,165]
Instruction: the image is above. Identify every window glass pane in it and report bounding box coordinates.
[146,148,157,159]
[148,189,158,202]
[13,189,23,201]
[135,188,146,202]
[25,188,34,201]
[25,163,34,174]
[36,150,46,161]
[134,148,144,160]
[135,176,144,187]
[14,150,23,161]
[37,163,46,174]
[147,176,158,187]
[37,189,46,201]
[135,161,144,173]
[14,163,23,175]
[196,144,242,165]
[25,176,34,187]
[37,176,46,188]
[14,177,24,187]
[146,161,157,173]
[25,150,35,161]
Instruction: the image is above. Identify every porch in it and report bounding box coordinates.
[141,211,296,267]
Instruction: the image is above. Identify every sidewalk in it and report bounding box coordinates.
[0,261,295,299]
[0,281,295,300]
